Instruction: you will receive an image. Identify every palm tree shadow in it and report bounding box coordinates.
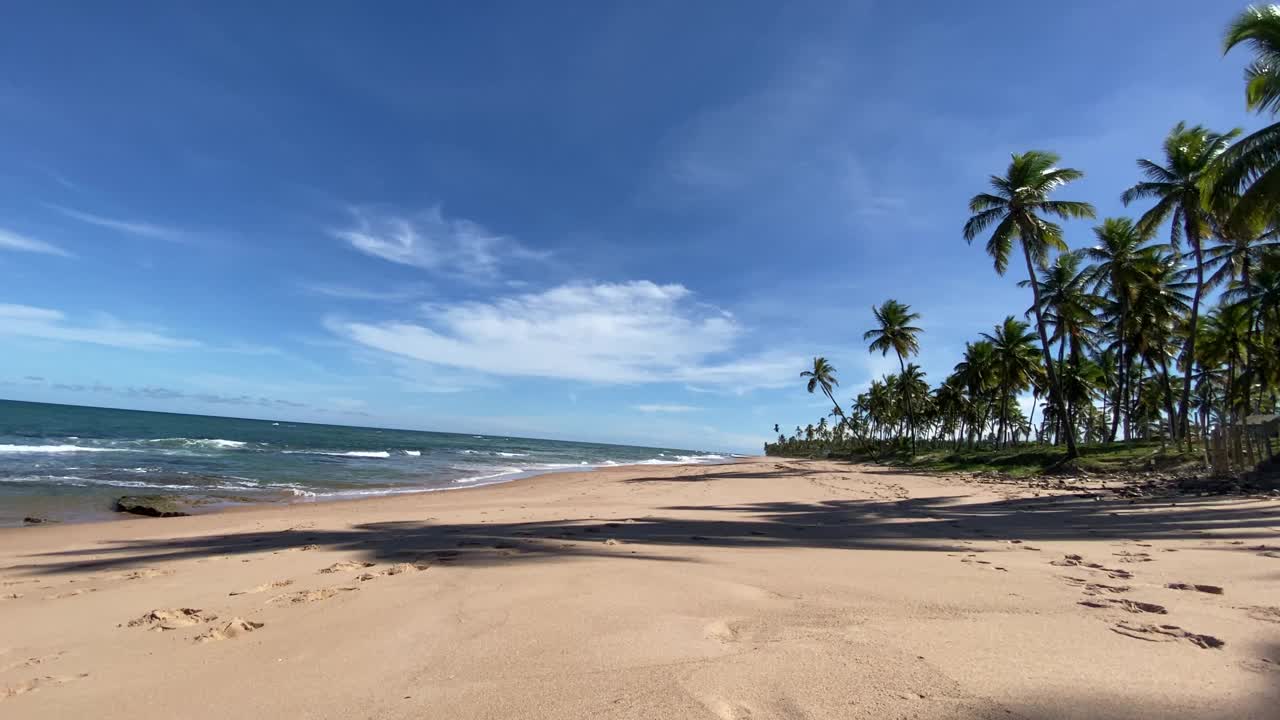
[10,490,1280,577]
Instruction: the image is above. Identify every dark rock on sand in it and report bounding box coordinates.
[114,495,193,518]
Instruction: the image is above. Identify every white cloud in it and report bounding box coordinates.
[632,404,701,413]
[331,206,548,281]
[0,304,199,350]
[47,204,188,242]
[329,281,801,390]
[0,228,71,257]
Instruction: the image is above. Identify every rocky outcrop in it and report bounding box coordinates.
[114,496,193,518]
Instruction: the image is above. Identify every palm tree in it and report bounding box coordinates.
[901,361,931,440]
[1122,122,1241,445]
[1022,250,1100,365]
[801,356,843,418]
[1085,218,1162,441]
[954,340,998,447]
[1215,6,1280,227]
[963,150,1096,458]
[863,299,924,452]
[1128,249,1193,438]
[981,316,1041,447]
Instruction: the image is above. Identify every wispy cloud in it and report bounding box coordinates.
[0,228,72,257]
[0,304,199,350]
[21,375,311,410]
[329,280,802,390]
[300,281,429,302]
[632,404,701,413]
[331,206,548,282]
[47,204,189,243]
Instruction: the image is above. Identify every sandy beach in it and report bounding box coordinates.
[1,458,1278,718]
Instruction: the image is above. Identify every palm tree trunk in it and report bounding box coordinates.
[1110,305,1127,443]
[1021,245,1078,458]
[1028,390,1039,442]
[896,354,916,455]
[996,384,1008,449]
[1154,353,1178,440]
[1177,220,1204,448]
[823,388,843,419]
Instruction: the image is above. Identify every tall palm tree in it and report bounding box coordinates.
[863,299,924,452]
[801,356,843,418]
[1129,249,1194,438]
[954,340,998,447]
[1122,122,1241,444]
[1084,217,1162,441]
[963,150,1096,458]
[1216,6,1280,227]
[981,316,1041,447]
[1022,250,1100,364]
[1022,252,1100,444]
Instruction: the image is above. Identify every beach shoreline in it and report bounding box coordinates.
[3,457,1278,718]
[5,457,746,528]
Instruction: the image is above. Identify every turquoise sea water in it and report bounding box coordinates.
[0,400,731,526]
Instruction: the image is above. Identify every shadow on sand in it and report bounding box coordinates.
[12,481,1279,577]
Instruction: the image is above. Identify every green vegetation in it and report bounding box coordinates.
[885,441,1199,479]
[766,8,1280,475]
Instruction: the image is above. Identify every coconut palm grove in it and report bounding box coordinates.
[767,7,1280,474]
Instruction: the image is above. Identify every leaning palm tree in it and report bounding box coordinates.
[1215,6,1280,227]
[1122,122,1240,445]
[863,299,924,453]
[963,150,1096,458]
[801,356,843,418]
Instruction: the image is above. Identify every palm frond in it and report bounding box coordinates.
[963,207,1006,243]
[1037,199,1096,220]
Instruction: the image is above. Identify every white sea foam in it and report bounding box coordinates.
[282,450,391,458]
[494,451,528,457]
[320,450,390,458]
[0,475,203,491]
[404,450,422,456]
[147,438,248,450]
[0,444,124,454]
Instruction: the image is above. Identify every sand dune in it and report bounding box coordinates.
[1,458,1277,718]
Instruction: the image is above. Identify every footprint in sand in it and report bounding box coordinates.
[43,589,96,600]
[1239,658,1278,674]
[194,618,264,643]
[705,619,742,644]
[1110,622,1224,649]
[1063,577,1131,595]
[119,568,171,581]
[125,608,217,631]
[229,580,293,596]
[700,695,759,720]
[1049,555,1133,579]
[318,561,375,574]
[267,587,357,605]
[2,593,21,600]
[1,673,89,701]
[1165,583,1224,595]
[1113,551,1152,563]
[0,651,66,674]
[1079,598,1167,614]
[1243,606,1280,624]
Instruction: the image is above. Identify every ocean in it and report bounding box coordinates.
[0,400,731,526]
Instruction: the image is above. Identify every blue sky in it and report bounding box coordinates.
[0,2,1263,452]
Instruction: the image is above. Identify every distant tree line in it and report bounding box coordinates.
[768,7,1280,468]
